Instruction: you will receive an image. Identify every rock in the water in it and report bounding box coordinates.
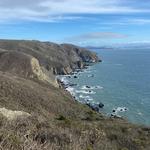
[74,76,78,78]
[86,102,104,112]
[112,109,116,113]
[69,83,77,87]
[99,102,104,108]
[86,85,91,89]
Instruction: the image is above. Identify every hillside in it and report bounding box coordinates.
[0,40,149,150]
[0,40,100,75]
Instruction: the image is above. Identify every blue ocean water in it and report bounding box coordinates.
[61,48,150,126]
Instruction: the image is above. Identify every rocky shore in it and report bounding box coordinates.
[0,40,149,150]
[57,61,106,114]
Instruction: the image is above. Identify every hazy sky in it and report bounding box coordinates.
[0,0,150,46]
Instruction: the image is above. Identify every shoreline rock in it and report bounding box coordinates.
[57,62,105,114]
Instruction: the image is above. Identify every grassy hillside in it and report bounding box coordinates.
[0,40,149,150]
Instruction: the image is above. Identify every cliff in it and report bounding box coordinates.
[0,51,57,87]
[0,40,149,150]
[0,40,100,75]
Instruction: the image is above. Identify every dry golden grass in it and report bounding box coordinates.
[0,40,149,150]
[0,115,150,150]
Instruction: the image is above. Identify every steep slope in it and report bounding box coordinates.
[0,71,92,119]
[0,40,149,150]
[0,71,149,150]
[0,51,57,87]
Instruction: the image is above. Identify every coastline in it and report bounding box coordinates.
[57,61,129,120]
[0,40,149,149]
[56,62,107,114]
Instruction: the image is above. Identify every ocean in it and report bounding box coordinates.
[59,48,150,126]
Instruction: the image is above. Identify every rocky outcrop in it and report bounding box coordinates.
[0,107,31,120]
[0,51,58,87]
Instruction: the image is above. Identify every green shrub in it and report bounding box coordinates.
[86,111,97,121]
[87,145,93,150]
[56,115,71,127]
[57,115,66,121]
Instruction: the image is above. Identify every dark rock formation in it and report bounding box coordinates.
[86,85,91,89]
[86,102,104,112]
[112,109,116,113]
[74,76,78,78]
[99,103,104,108]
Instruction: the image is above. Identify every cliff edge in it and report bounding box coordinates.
[0,40,149,150]
[0,40,100,75]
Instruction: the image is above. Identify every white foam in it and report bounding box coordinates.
[113,107,128,114]
[59,77,69,85]
[137,112,142,116]
[79,95,93,101]
[76,90,96,94]
[84,69,92,73]
[81,85,103,90]
[79,95,89,98]
[96,86,104,89]
[63,75,71,77]
[88,74,94,77]
[66,87,75,96]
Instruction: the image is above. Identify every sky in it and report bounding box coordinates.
[0,0,150,46]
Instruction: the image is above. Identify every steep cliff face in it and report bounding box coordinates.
[61,44,100,63]
[0,40,101,76]
[0,51,58,87]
